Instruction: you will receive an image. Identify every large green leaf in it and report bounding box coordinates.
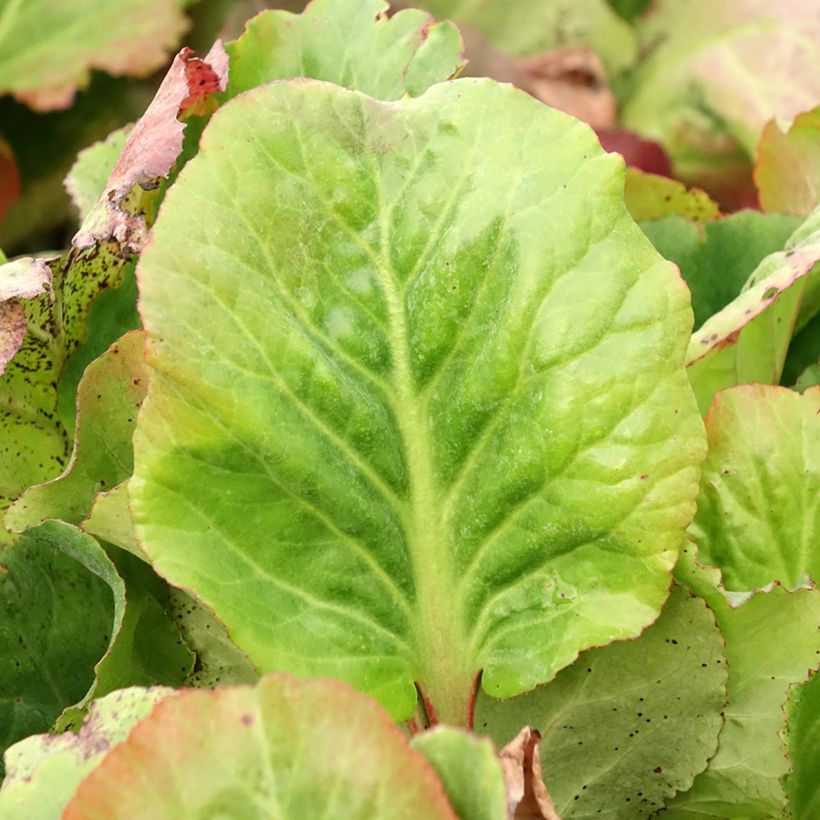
[686,207,820,413]
[227,0,465,100]
[670,549,820,818]
[784,672,820,819]
[63,676,461,819]
[690,385,820,592]
[622,1,820,165]
[131,78,704,723]
[0,687,171,819]
[0,523,113,777]
[418,0,637,76]
[640,211,801,329]
[0,0,188,110]
[411,728,507,820]
[475,584,727,818]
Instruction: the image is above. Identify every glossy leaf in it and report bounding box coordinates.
[475,585,727,818]
[686,207,820,414]
[756,107,820,217]
[132,78,704,723]
[0,522,113,776]
[0,687,171,819]
[411,727,507,820]
[7,331,148,533]
[690,385,820,592]
[640,211,801,329]
[784,672,820,819]
[0,0,188,110]
[670,549,820,818]
[419,0,637,75]
[63,676,459,819]
[226,0,465,100]
[623,1,820,163]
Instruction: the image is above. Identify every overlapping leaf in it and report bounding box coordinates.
[0,523,113,777]
[226,0,465,100]
[475,585,727,818]
[670,549,820,817]
[686,206,820,413]
[0,44,228,542]
[418,0,637,75]
[0,687,171,819]
[784,672,820,819]
[640,211,800,329]
[132,78,704,723]
[622,0,820,170]
[410,728,507,820]
[624,169,720,226]
[0,0,188,110]
[6,331,147,533]
[756,107,820,217]
[690,385,819,592]
[63,676,461,819]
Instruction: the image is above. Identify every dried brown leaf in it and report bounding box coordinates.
[499,727,561,820]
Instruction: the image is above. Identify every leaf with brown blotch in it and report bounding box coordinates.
[0,43,228,543]
[0,257,51,374]
[500,727,561,820]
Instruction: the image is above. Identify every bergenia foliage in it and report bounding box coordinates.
[131,77,703,723]
[0,0,818,816]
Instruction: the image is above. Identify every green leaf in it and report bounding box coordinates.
[0,687,171,819]
[622,2,820,162]
[690,385,820,592]
[0,0,188,110]
[795,359,820,391]
[784,672,820,819]
[475,585,727,818]
[65,125,132,222]
[0,46,227,542]
[624,169,720,226]
[6,331,147,533]
[62,676,462,819]
[167,588,258,688]
[0,523,113,777]
[82,480,144,559]
[132,78,704,723]
[756,107,820,218]
[686,207,820,414]
[56,266,141,434]
[418,0,637,76]
[411,727,507,820]
[670,549,820,818]
[18,523,192,733]
[226,0,465,101]
[783,312,820,387]
[640,211,801,330]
